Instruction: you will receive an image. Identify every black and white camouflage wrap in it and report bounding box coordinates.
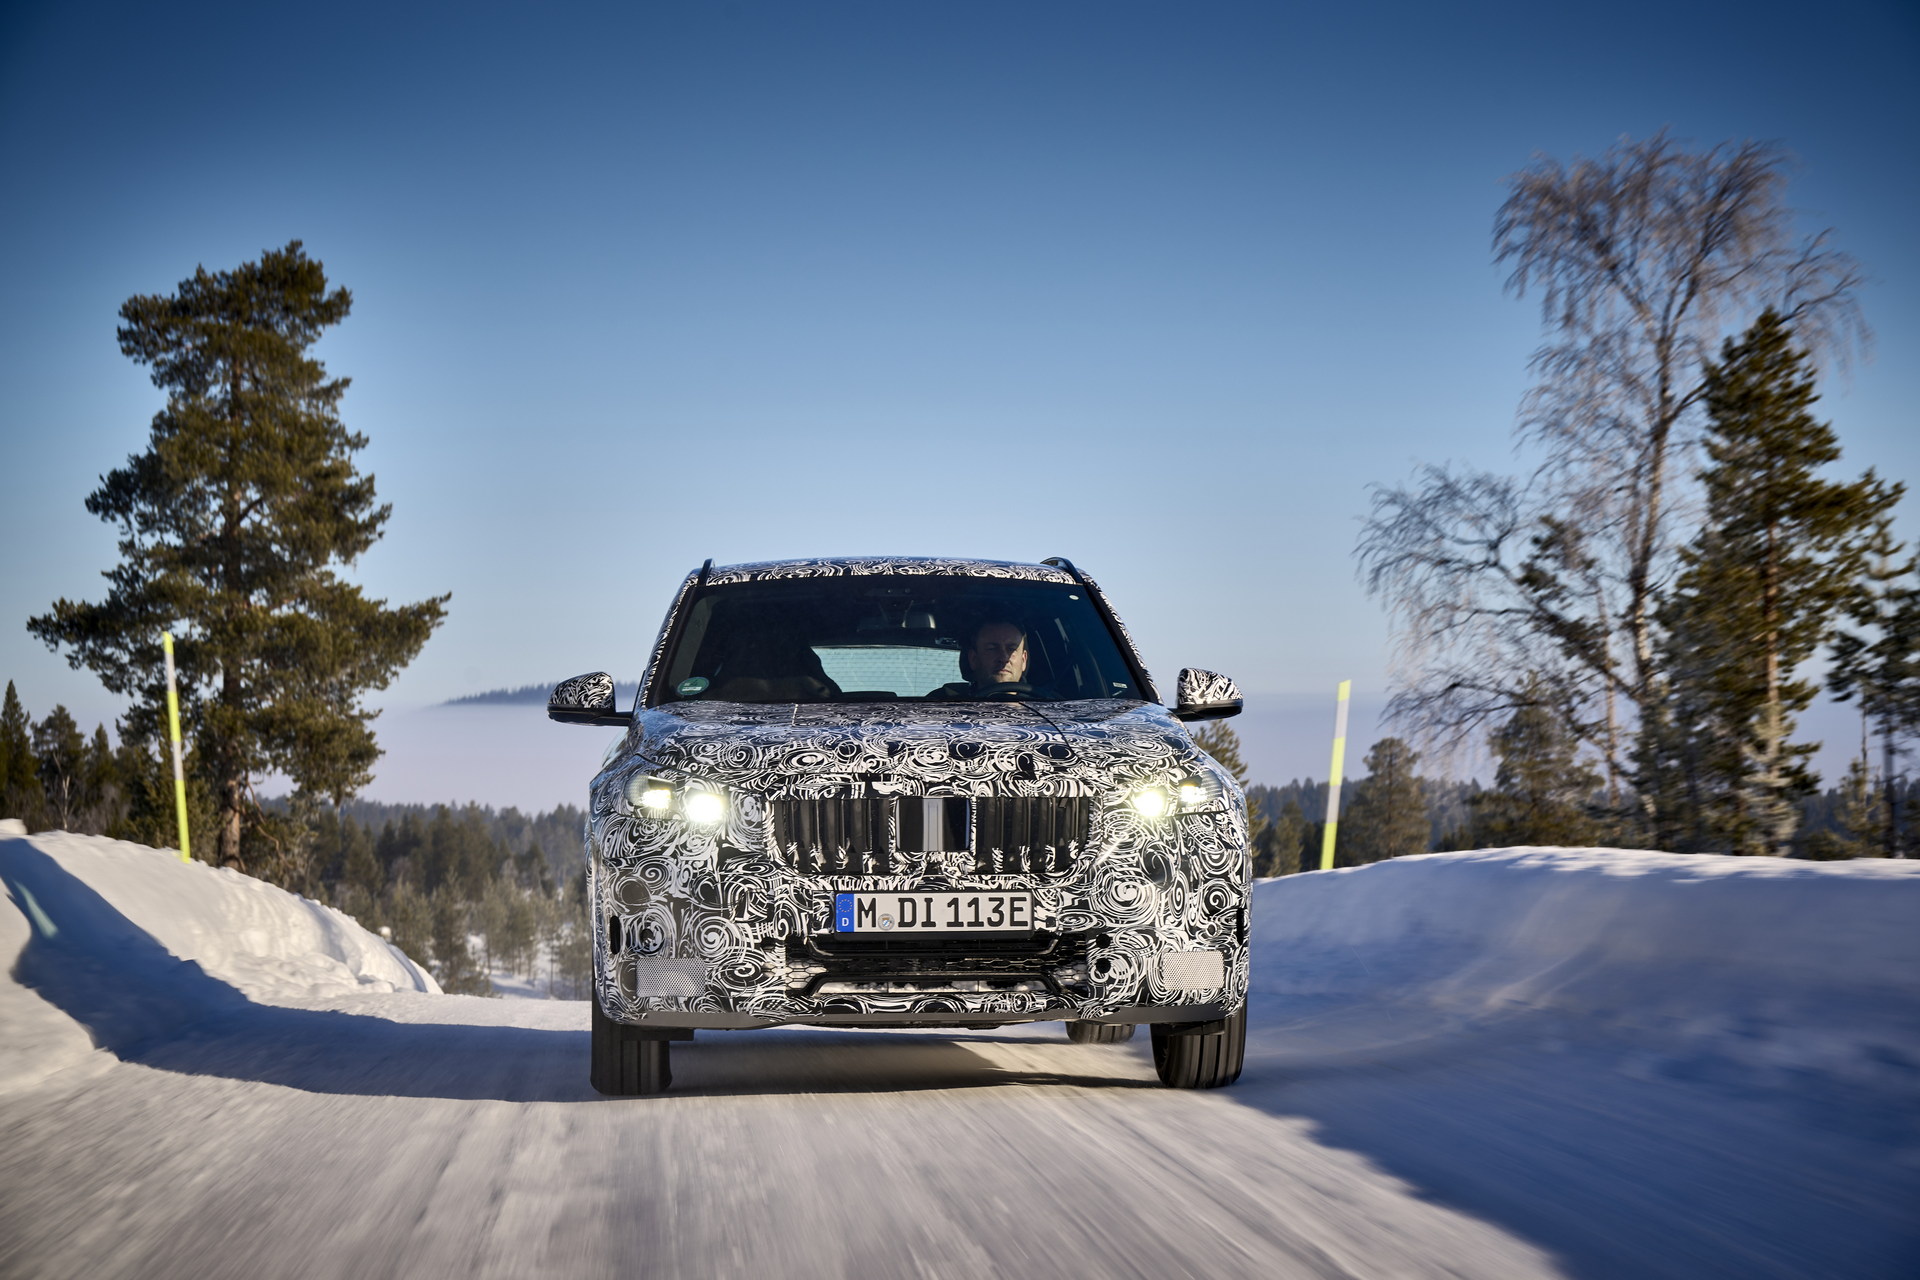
[1177,668,1242,710]
[585,557,1250,1028]
[550,671,616,713]
[704,556,1076,586]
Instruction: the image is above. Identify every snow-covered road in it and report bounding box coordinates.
[3,833,1916,1279]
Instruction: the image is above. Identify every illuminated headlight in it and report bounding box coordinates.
[624,775,723,823]
[1178,774,1225,812]
[681,789,727,826]
[625,775,675,812]
[1129,788,1171,820]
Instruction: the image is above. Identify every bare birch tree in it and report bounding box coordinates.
[1358,131,1866,817]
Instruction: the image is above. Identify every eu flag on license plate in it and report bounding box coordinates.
[834,893,855,932]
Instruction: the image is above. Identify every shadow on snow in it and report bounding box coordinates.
[1224,988,1920,1279]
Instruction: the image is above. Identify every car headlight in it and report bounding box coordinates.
[625,775,726,824]
[681,789,727,826]
[625,775,674,811]
[1177,774,1223,812]
[1128,776,1221,821]
[1130,787,1172,820]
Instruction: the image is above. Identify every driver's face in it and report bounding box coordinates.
[970,624,1029,685]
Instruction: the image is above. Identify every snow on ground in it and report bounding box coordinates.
[3,828,1917,1278]
[0,822,436,1094]
[1250,847,1920,1090]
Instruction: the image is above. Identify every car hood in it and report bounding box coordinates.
[619,699,1213,795]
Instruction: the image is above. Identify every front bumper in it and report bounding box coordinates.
[610,1003,1230,1032]
[589,797,1251,1029]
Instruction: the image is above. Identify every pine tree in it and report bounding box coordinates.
[429,889,490,995]
[339,815,382,897]
[1802,757,1879,860]
[420,806,458,894]
[552,869,594,998]
[1191,720,1249,782]
[1,682,46,828]
[1628,692,1684,850]
[1469,693,1601,847]
[27,243,449,875]
[79,725,125,835]
[478,879,508,979]
[1190,720,1269,849]
[1828,518,1920,857]
[1649,312,1901,855]
[1342,737,1429,864]
[118,732,216,852]
[513,841,554,896]
[32,706,87,831]
[505,888,543,979]
[381,881,434,976]
[1253,799,1309,876]
[379,814,424,886]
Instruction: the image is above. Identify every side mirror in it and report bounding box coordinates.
[548,671,628,726]
[1172,668,1243,722]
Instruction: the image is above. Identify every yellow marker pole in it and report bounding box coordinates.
[1319,680,1351,871]
[162,633,190,863]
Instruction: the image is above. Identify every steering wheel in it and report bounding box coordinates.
[975,681,1034,701]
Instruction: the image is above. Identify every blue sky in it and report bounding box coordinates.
[2,0,1915,797]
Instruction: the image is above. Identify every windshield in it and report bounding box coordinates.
[655,577,1145,705]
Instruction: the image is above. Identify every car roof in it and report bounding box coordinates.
[701,556,1078,586]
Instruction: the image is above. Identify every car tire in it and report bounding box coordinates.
[1150,1008,1246,1089]
[1065,1020,1136,1044]
[590,994,672,1095]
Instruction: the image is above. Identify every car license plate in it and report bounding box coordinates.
[834,892,1033,934]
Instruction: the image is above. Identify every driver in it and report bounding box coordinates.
[932,620,1055,699]
[969,621,1030,687]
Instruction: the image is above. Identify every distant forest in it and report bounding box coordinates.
[290,797,594,998]
[323,797,587,885]
[1248,778,1478,848]
[1245,764,1919,875]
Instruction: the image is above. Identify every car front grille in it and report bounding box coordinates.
[771,795,1091,876]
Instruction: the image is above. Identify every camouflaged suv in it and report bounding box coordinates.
[550,556,1250,1094]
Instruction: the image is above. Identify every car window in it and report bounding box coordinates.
[656,577,1143,704]
[812,645,962,696]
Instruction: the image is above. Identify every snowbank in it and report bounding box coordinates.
[8,830,1917,1101]
[0,825,437,1093]
[1253,847,1920,1085]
